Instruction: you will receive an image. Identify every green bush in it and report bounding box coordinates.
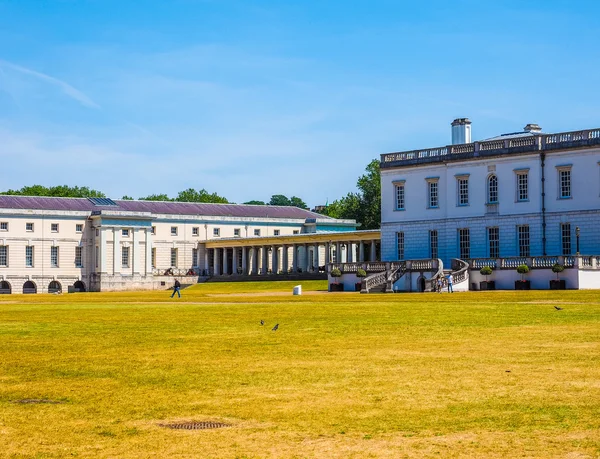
[330,268,342,278]
[552,263,565,279]
[479,266,493,278]
[356,268,367,278]
[516,264,530,281]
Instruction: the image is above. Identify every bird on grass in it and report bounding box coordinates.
[554,306,563,310]
[260,320,264,325]
[272,324,279,331]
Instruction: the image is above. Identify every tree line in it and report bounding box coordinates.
[0,161,381,228]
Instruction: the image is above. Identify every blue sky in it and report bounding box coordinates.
[1,0,599,206]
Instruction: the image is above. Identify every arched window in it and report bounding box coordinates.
[23,280,37,294]
[487,174,498,204]
[0,281,11,294]
[48,281,62,294]
[74,280,86,292]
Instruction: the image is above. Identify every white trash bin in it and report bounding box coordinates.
[293,285,302,295]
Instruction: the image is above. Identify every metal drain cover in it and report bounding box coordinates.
[159,421,231,430]
[13,399,62,404]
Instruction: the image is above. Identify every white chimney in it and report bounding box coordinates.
[451,118,472,145]
[523,123,542,133]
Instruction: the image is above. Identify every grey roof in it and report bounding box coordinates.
[482,131,545,141]
[0,195,332,220]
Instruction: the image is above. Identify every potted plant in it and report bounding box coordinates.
[479,266,495,290]
[550,263,566,290]
[329,267,344,292]
[355,268,367,292]
[515,264,531,290]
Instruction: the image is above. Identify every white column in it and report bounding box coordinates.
[335,242,341,263]
[304,244,310,272]
[214,248,220,275]
[325,242,330,266]
[271,245,278,274]
[261,246,268,274]
[204,248,209,276]
[232,247,239,275]
[100,227,108,273]
[281,245,288,274]
[133,228,141,274]
[370,240,377,262]
[313,244,320,271]
[251,247,258,275]
[223,247,229,275]
[113,227,120,275]
[359,241,365,262]
[241,247,247,274]
[145,227,153,275]
[292,244,298,273]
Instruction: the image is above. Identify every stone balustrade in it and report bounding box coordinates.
[465,256,598,270]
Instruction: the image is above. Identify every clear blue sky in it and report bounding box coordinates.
[1,0,599,206]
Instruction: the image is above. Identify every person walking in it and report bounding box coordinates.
[171,279,181,298]
[447,274,454,293]
[437,277,443,293]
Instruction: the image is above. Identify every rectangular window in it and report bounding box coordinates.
[274,229,280,236]
[395,183,405,210]
[75,246,83,267]
[26,246,33,267]
[397,232,404,260]
[192,248,198,267]
[0,245,7,267]
[559,168,571,198]
[234,228,240,237]
[518,225,530,257]
[213,228,220,237]
[516,172,528,201]
[171,226,178,236]
[26,222,34,232]
[122,246,130,268]
[122,229,130,237]
[192,227,199,236]
[151,248,156,268]
[50,246,59,267]
[488,227,500,258]
[95,246,99,268]
[293,230,299,235]
[151,226,156,235]
[170,248,177,267]
[0,222,7,231]
[428,180,439,208]
[254,229,261,236]
[429,230,438,259]
[457,177,469,206]
[458,228,470,259]
[561,223,571,255]
[51,223,59,232]
[76,224,83,233]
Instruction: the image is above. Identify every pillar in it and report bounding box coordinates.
[335,242,341,263]
[204,249,209,275]
[325,242,330,266]
[304,244,310,272]
[145,227,153,275]
[281,245,288,274]
[292,244,298,273]
[370,240,377,262]
[214,248,220,275]
[313,244,320,271]
[271,245,278,274]
[233,247,239,275]
[223,247,229,275]
[359,241,365,262]
[261,246,268,274]
[241,247,247,274]
[113,227,120,275]
[133,228,141,274]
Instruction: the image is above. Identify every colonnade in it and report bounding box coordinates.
[205,240,379,276]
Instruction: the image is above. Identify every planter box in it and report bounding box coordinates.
[550,279,566,290]
[329,283,344,292]
[479,281,495,291]
[355,282,363,292]
[514,280,531,290]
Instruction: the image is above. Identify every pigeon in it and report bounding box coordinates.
[272,324,279,331]
[554,306,563,310]
[260,320,264,326]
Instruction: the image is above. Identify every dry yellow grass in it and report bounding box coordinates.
[0,283,599,458]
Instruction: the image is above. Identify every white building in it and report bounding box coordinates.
[0,196,379,293]
[378,120,600,290]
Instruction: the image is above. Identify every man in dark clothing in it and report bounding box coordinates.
[171,279,181,298]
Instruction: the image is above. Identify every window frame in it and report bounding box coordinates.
[517,225,530,257]
[557,165,572,199]
[0,222,8,231]
[429,230,438,259]
[0,245,8,267]
[254,229,261,237]
[51,223,59,233]
[76,224,83,233]
[25,245,34,267]
[170,248,178,267]
[274,229,280,236]
[75,246,83,268]
[26,222,34,232]
[514,169,529,202]
[397,232,405,260]
[192,227,199,236]
[170,226,178,236]
[213,228,220,237]
[50,246,59,268]
[458,228,470,259]
[234,228,241,237]
[456,175,469,206]
[121,246,130,268]
[487,174,499,204]
[122,229,130,237]
[487,227,500,258]
[426,178,439,209]
[561,223,571,255]
[393,180,406,211]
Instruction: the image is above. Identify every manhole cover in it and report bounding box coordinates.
[159,421,231,430]
[13,399,62,404]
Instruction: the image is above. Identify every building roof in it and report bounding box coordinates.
[0,195,332,220]
[482,131,544,142]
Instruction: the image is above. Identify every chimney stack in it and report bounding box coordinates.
[451,118,472,145]
[523,123,542,133]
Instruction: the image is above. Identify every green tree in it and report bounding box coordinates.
[1,185,106,198]
[243,200,266,205]
[269,194,291,206]
[121,195,134,200]
[175,188,229,203]
[138,193,173,201]
[289,196,307,209]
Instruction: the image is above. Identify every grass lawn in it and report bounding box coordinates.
[0,282,599,458]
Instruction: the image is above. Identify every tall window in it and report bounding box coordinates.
[487,227,499,258]
[487,174,498,204]
[517,225,530,257]
[458,228,470,259]
[192,248,198,267]
[397,232,404,260]
[50,246,59,267]
[457,177,469,205]
[26,246,33,267]
[75,246,83,267]
[428,180,439,208]
[151,248,156,268]
[0,245,7,267]
[429,230,438,259]
[516,171,528,201]
[395,182,405,210]
[561,223,571,255]
[170,248,178,267]
[558,167,572,198]
[122,246,130,268]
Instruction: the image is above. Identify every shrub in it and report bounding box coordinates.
[356,268,367,278]
[330,268,342,278]
[516,264,530,281]
[552,263,565,279]
[479,266,493,280]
